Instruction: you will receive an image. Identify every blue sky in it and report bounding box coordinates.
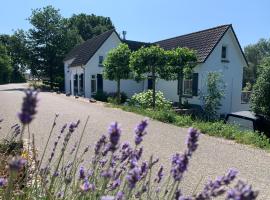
[0,0,269,47]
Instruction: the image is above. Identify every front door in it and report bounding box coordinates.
[97,74,103,92]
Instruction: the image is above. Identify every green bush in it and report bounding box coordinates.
[107,92,128,104]
[129,90,172,109]
[250,59,270,117]
[110,104,270,151]
[93,91,109,102]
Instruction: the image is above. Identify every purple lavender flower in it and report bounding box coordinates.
[227,180,258,200]
[126,166,141,189]
[101,168,113,178]
[140,161,148,177]
[186,127,200,156]
[155,165,164,183]
[108,122,121,151]
[110,178,121,190]
[60,123,67,133]
[115,191,124,200]
[79,166,85,179]
[8,157,27,171]
[70,142,78,155]
[171,153,189,181]
[18,89,38,125]
[134,119,148,145]
[0,178,7,187]
[196,169,238,199]
[94,135,107,155]
[120,142,133,162]
[69,120,80,133]
[80,179,95,192]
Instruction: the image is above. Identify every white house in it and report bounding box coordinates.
[63,24,249,115]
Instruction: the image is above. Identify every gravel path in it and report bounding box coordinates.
[0,83,270,199]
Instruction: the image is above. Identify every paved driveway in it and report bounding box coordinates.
[0,83,270,199]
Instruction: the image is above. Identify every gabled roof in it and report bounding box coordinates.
[66,29,116,67]
[155,24,231,62]
[64,24,247,67]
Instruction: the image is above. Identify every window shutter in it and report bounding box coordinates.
[192,73,198,96]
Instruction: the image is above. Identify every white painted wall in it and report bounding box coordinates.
[84,32,143,98]
[156,27,249,114]
[64,58,75,94]
[64,28,248,114]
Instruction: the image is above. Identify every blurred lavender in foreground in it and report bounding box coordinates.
[18,89,38,125]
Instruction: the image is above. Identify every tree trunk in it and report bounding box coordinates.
[117,79,121,104]
[152,67,156,109]
[178,69,183,108]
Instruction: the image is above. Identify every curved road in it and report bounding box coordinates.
[0,84,270,199]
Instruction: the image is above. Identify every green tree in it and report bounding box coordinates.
[28,6,82,89]
[200,72,225,121]
[68,13,114,41]
[130,45,168,108]
[0,44,12,84]
[103,43,131,103]
[166,47,197,107]
[0,31,29,83]
[250,57,270,117]
[244,38,270,85]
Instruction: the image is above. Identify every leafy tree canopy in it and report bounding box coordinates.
[103,43,131,80]
[68,13,114,41]
[250,57,270,117]
[103,43,131,103]
[0,44,12,84]
[244,38,270,85]
[130,45,168,81]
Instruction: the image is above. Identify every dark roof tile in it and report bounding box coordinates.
[68,29,115,67]
[155,24,231,62]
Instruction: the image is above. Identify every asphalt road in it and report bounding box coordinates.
[0,83,270,199]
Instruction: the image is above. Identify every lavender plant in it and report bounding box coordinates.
[0,89,258,199]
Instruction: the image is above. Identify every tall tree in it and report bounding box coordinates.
[250,57,270,117]
[28,6,82,89]
[103,43,131,103]
[244,38,270,86]
[8,30,30,82]
[68,14,114,41]
[166,47,197,107]
[0,44,12,84]
[130,45,168,108]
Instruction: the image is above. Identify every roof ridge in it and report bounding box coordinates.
[84,29,115,42]
[155,24,231,43]
[122,39,150,44]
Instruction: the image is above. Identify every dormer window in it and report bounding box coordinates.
[221,46,227,59]
[99,56,104,66]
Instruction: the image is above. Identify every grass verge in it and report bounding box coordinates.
[109,104,270,151]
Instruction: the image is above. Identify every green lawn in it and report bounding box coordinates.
[108,104,270,151]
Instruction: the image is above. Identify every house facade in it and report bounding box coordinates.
[64,24,249,115]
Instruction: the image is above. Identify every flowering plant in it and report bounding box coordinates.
[0,89,258,199]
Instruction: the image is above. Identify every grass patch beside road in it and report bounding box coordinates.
[109,104,270,150]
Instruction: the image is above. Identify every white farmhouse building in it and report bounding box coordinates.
[63,24,249,115]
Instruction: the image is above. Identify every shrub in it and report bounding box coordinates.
[107,92,128,104]
[93,90,109,102]
[129,90,172,110]
[0,89,258,199]
[250,59,270,117]
[200,72,225,121]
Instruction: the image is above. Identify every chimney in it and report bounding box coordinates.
[122,31,127,40]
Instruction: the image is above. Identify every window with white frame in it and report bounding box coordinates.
[91,75,96,93]
[183,78,193,96]
[99,56,104,66]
